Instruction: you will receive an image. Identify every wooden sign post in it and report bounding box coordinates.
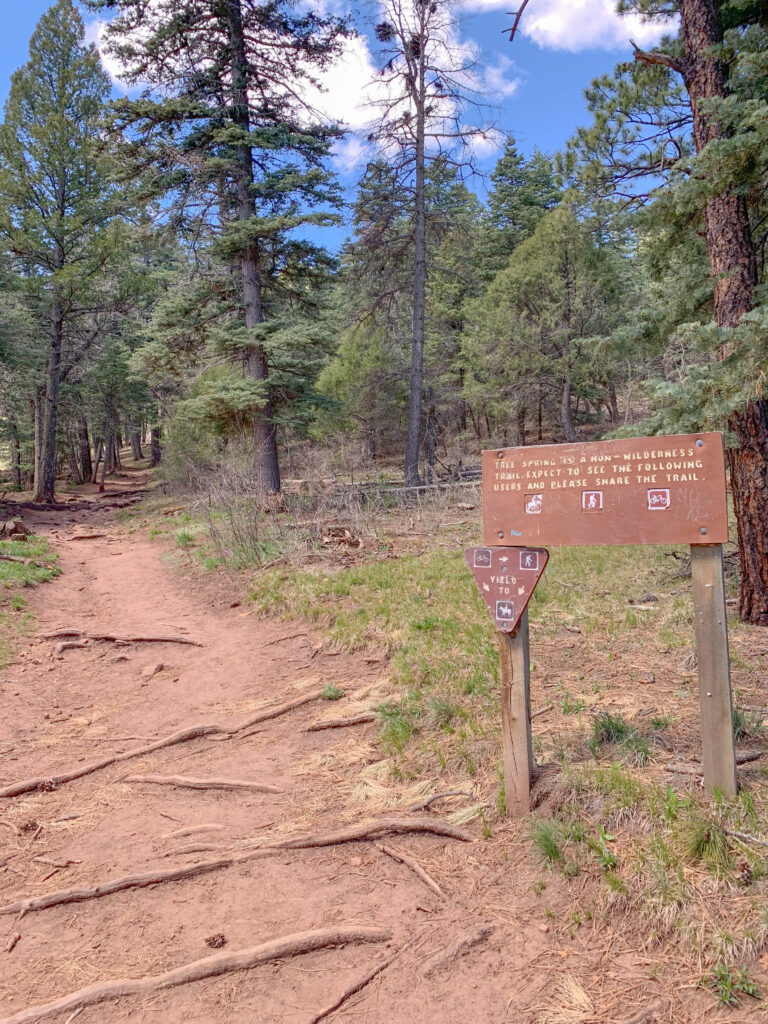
[472,431,736,815]
[464,547,548,816]
[498,612,533,816]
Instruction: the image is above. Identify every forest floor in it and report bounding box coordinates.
[1,463,768,1023]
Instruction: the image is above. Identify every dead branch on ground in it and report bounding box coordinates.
[0,926,391,1024]
[376,842,443,896]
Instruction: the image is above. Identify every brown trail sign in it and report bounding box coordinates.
[482,431,728,548]
[464,547,548,633]
[475,431,736,817]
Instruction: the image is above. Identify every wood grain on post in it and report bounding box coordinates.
[690,544,737,797]
[498,610,533,816]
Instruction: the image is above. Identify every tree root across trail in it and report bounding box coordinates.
[0,817,474,918]
[0,926,391,1024]
[0,689,329,798]
[125,774,283,794]
[38,629,204,646]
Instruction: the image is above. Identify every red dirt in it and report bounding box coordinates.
[0,471,758,1023]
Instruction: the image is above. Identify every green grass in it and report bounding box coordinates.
[0,535,60,667]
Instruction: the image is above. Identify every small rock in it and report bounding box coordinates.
[140,663,164,680]
[349,856,362,867]
[629,592,658,605]
[230,601,241,609]
[538,923,549,933]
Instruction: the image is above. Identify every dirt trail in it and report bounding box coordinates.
[0,473,725,1023]
[0,474,542,1024]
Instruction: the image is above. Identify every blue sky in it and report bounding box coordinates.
[0,1,670,242]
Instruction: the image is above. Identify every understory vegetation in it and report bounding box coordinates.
[0,535,59,666]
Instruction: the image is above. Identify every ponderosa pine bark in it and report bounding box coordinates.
[633,0,768,624]
[680,0,767,625]
[34,289,64,502]
[149,427,162,467]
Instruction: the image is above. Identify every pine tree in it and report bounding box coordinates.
[565,0,768,623]
[366,0,496,485]
[0,0,116,503]
[87,0,348,496]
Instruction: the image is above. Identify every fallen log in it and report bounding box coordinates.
[376,842,443,896]
[38,630,203,647]
[0,724,225,798]
[125,774,283,794]
[0,926,391,1024]
[0,816,474,917]
[305,712,376,732]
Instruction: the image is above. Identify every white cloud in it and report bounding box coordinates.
[463,0,674,52]
[481,54,522,99]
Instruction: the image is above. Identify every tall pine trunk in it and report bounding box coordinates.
[32,392,42,497]
[79,417,92,481]
[34,291,63,504]
[404,40,427,487]
[9,426,21,491]
[226,0,281,495]
[149,427,162,467]
[130,430,143,461]
[680,0,768,624]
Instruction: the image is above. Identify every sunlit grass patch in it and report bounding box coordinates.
[0,534,59,667]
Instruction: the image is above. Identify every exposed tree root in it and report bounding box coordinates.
[0,816,474,917]
[232,689,328,732]
[125,774,283,794]
[0,689,330,799]
[408,791,472,812]
[271,816,474,850]
[0,553,50,569]
[422,925,494,976]
[306,944,406,1024]
[305,712,376,732]
[67,534,107,541]
[162,824,227,840]
[0,926,391,1024]
[619,1000,666,1024]
[38,629,203,647]
[375,842,443,896]
[0,724,225,798]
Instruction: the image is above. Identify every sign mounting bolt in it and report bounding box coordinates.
[497,531,504,538]
[696,439,703,447]
[497,451,504,459]
[700,527,708,535]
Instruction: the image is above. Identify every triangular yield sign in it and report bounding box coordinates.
[464,546,549,633]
